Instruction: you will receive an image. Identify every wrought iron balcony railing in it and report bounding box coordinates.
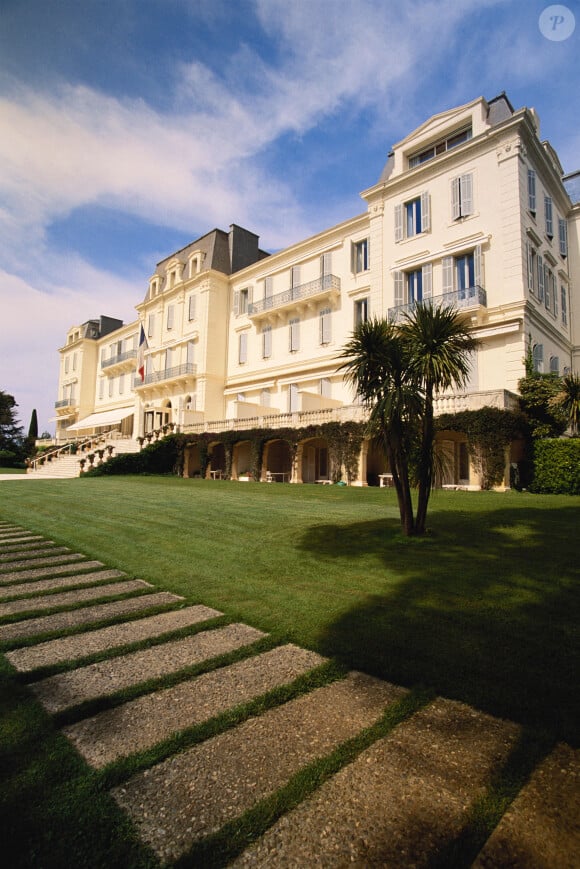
[55,398,76,408]
[388,286,487,322]
[248,274,340,316]
[134,362,197,387]
[102,349,137,369]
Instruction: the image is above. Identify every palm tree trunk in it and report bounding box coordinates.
[416,392,434,534]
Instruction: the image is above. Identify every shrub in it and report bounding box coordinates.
[530,439,580,494]
[83,436,180,477]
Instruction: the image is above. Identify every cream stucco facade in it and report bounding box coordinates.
[54,94,579,487]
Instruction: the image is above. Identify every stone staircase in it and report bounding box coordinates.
[26,437,140,478]
[0,521,577,868]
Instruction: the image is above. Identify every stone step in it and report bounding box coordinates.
[63,644,323,768]
[472,742,579,868]
[0,560,105,584]
[6,604,222,672]
[0,545,68,562]
[0,591,183,642]
[0,553,88,572]
[232,697,520,867]
[34,622,267,715]
[0,579,151,618]
[0,569,127,601]
[111,672,407,864]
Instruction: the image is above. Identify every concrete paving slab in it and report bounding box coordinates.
[0,545,67,561]
[0,535,45,546]
[112,672,406,863]
[0,591,183,642]
[232,697,521,867]
[0,561,105,584]
[0,553,89,572]
[472,742,579,868]
[64,644,323,767]
[0,569,127,601]
[0,579,151,617]
[34,623,267,714]
[6,604,222,672]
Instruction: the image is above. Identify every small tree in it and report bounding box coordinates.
[0,391,24,457]
[28,409,39,440]
[518,372,567,439]
[551,373,580,436]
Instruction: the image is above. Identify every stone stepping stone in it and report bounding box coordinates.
[112,672,406,863]
[0,561,105,584]
[0,580,150,618]
[472,742,579,868]
[232,697,521,868]
[63,644,323,768]
[0,591,181,642]
[0,553,88,572]
[6,605,222,672]
[0,569,127,601]
[34,623,267,715]
[0,545,67,561]
[0,535,45,546]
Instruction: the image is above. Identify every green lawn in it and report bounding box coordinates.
[1,477,577,737]
[0,478,578,868]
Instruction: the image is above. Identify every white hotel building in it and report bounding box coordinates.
[53,94,580,486]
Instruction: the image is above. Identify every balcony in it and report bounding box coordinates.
[248,274,340,319]
[134,362,197,388]
[388,286,487,323]
[55,398,76,409]
[101,349,137,372]
[182,403,369,434]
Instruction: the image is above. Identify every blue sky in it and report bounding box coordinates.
[0,0,579,435]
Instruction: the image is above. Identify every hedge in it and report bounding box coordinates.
[530,439,580,494]
[83,437,180,477]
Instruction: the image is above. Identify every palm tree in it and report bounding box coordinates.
[339,318,422,535]
[552,373,580,436]
[399,303,478,534]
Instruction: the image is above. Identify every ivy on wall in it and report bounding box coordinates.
[436,407,527,489]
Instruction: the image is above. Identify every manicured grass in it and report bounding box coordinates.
[0,477,578,867]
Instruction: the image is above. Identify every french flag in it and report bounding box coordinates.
[137,324,147,381]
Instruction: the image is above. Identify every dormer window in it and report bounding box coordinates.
[149,278,160,298]
[408,126,472,168]
[188,252,204,278]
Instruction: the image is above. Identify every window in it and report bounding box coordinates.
[188,295,196,321]
[261,389,270,408]
[537,255,545,302]
[319,308,332,345]
[262,324,272,359]
[408,126,472,167]
[290,266,301,293]
[550,356,560,374]
[395,263,433,307]
[352,239,369,273]
[442,247,482,299]
[288,383,299,412]
[320,252,332,278]
[234,287,252,316]
[561,286,568,325]
[164,347,173,371]
[72,352,77,371]
[289,317,300,352]
[108,378,114,398]
[545,196,553,238]
[559,218,568,257]
[186,340,195,365]
[532,343,544,373]
[451,173,473,219]
[167,305,174,330]
[395,192,430,241]
[98,378,104,400]
[527,242,537,295]
[147,314,155,338]
[544,265,557,315]
[528,169,536,212]
[65,356,70,374]
[320,377,331,398]
[238,332,248,364]
[119,373,125,395]
[354,297,369,327]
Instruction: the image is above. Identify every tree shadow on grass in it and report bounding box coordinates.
[298,504,579,744]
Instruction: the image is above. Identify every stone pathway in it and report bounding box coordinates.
[0,520,578,867]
